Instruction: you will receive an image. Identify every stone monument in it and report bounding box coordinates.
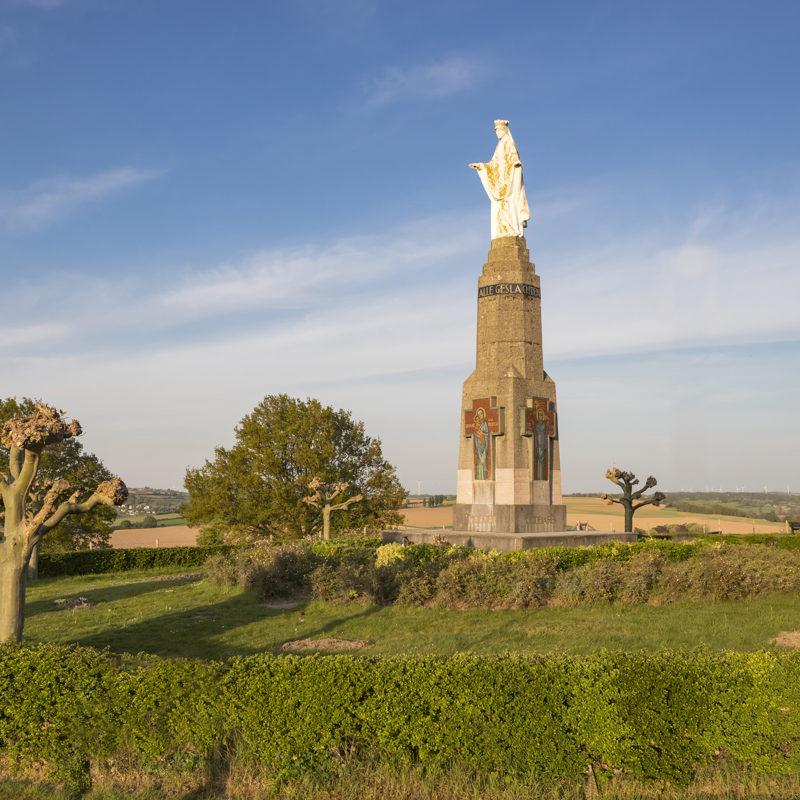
[383,120,636,551]
[452,120,566,535]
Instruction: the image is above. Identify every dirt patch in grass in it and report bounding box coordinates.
[260,599,305,609]
[770,631,800,648]
[55,599,95,610]
[144,572,203,582]
[275,637,374,652]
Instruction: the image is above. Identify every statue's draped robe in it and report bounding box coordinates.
[474,419,490,480]
[534,419,548,481]
[474,131,530,239]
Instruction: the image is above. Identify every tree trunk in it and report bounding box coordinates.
[322,505,332,540]
[0,554,28,643]
[624,504,634,532]
[27,541,39,580]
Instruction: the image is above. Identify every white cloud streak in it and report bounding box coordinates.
[0,167,163,232]
[364,55,484,108]
[156,221,480,317]
[3,188,800,489]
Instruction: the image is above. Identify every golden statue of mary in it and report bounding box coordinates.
[469,120,530,240]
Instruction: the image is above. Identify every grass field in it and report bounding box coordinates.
[400,498,787,534]
[21,566,799,661]
[113,512,188,528]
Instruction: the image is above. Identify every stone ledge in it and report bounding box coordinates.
[382,529,637,553]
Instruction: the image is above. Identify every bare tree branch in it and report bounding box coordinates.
[29,476,128,553]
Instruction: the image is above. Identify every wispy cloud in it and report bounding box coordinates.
[0,167,163,232]
[0,322,74,348]
[156,218,482,317]
[364,55,485,108]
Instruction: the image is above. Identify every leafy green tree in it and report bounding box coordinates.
[194,516,228,546]
[0,403,127,642]
[183,395,405,540]
[600,468,666,532]
[1,398,118,583]
[142,514,158,528]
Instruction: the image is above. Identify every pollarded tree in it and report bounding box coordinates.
[303,478,363,540]
[600,468,666,532]
[0,398,117,564]
[0,404,128,643]
[184,394,405,540]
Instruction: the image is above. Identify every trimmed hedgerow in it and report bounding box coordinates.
[37,537,382,579]
[706,534,800,552]
[38,545,237,578]
[1,644,799,787]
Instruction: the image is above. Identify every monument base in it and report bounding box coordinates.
[382,528,637,554]
[452,503,567,534]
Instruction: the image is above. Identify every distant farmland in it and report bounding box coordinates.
[399,498,787,534]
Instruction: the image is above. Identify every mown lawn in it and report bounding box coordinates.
[21,567,800,661]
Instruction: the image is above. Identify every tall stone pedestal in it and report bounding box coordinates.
[452,235,567,534]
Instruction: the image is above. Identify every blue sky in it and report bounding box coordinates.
[2,0,799,495]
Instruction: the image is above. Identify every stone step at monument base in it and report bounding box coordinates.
[382,528,637,554]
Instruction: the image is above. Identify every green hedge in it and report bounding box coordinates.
[38,545,236,577]
[709,534,800,551]
[309,537,382,555]
[505,538,705,568]
[1,644,799,787]
[38,539,382,579]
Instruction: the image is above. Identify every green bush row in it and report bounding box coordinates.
[206,540,800,609]
[1,644,799,788]
[312,542,800,607]
[37,537,382,579]
[708,534,800,551]
[38,545,237,577]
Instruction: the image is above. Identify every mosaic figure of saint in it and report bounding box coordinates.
[533,409,548,481]
[469,120,530,239]
[473,407,490,480]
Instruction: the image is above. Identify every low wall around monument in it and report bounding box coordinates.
[382,529,637,553]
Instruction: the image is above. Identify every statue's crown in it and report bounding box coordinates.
[494,119,509,128]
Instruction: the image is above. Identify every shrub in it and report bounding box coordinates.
[395,560,443,605]
[579,559,623,604]
[509,558,558,607]
[375,542,405,567]
[206,543,323,598]
[667,524,689,534]
[618,551,668,604]
[553,570,583,604]
[310,550,379,604]
[435,557,517,609]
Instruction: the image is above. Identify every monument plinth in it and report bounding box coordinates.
[452,235,567,534]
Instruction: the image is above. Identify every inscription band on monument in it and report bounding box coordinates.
[478,282,540,299]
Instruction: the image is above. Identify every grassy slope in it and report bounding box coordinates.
[22,567,798,661]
